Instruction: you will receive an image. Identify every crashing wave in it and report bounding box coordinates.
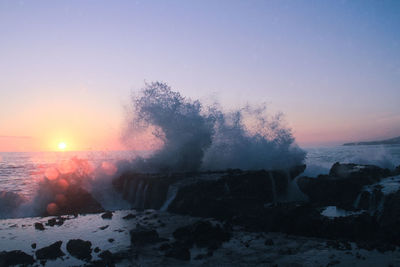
[123,82,306,172]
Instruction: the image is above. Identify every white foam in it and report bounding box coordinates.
[321,206,364,219]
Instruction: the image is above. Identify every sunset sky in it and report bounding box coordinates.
[1,0,400,151]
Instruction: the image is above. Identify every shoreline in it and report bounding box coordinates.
[1,209,400,266]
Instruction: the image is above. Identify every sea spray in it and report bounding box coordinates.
[123,82,306,172]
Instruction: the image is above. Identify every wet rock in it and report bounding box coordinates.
[393,165,400,176]
[165,243,191,261]
[111,250,131,263]
[46,217,66,226]
[114,168,305,212]
[130,227,160,245]
[42,184,104,216]
[297,163,391,208]
[94,247,100,253]
[113,172,180,210]
[31,243,37,249]
[108,238,114,243]
[330,162,390,180]
[98,250,115,266]
[168,170,291,220]
[173,220,231,250]
[34,222,45,230]
[99,225,109,230]
[326,240,351,251]
[0,250,35,266]
[377,191,400,245]
[35,241,65,260]
[122,213,136,220]
[264,238,274,246]
[66,239,92,261]
[159,243,171,251]
[101,211,113,219]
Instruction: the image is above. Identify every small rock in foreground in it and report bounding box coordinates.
[34,222,45,231]
[0,250,35,266]
[35,241,65,260]
[66,239,92,261]
[165,243,191,261]
[101,211,113,219]
[130,227,160,245]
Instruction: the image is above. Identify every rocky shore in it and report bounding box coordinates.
[2,162,400,266]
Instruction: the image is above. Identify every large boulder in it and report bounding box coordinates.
[168,170,292,220]
[113,167,305,213]
[329,162,391,181]
[297,163,391,209]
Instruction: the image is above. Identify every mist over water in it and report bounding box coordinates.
[123,82,306,172]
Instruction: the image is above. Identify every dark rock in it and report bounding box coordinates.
[114,168,305,212]
[165,243,191,261]
[173,220,231,250]
[84,260,108,267]
[329,162,390,180]
[41,184,104,216]
[113,172,181,210]
[66,239,92,261]
[393,165,400,176]
[36,241,65,260]
[98,250,115,266]
[46,217,66,227]
[264,239,274,246]
[99,225,109,230]
[31,243,37,249]
[159,243,171,251]
[111,250,131,262]
[297,163,390,209]
[101,211,113,219]
[377,191,400,245]
[289,164,307,180]
[94,247,100,253]
[108,238,114,243]
[122,213,136,220]
[130,227,160,246]
[168,170,290,220]
[194,252,213,260]
[0,250,35,266]
[35,222,45,230]
[326,240,351,251]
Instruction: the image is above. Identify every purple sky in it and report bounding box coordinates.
[1,0,399,151]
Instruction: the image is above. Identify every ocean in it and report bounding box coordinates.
[0,145,400,219]
[0,150,138,200]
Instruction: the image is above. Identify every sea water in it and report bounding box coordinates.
[0,145,400,217]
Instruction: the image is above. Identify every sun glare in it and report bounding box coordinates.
[58,142,67,150]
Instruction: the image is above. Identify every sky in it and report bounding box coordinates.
[0,0,400,151]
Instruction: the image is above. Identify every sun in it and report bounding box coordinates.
[58,142,67,150]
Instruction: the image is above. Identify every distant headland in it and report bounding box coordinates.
[343,136,400,146]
